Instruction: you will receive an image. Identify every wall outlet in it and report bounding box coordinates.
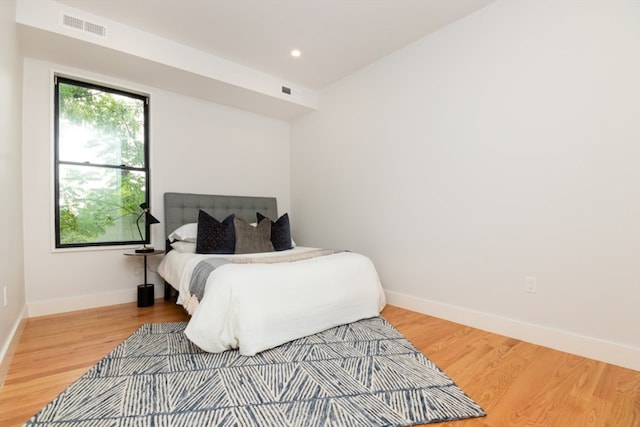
[525,276,537,294]
[3,286,7,306]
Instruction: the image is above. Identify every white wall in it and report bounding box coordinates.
[291,0,640,370]
[0,0,26,386]
[22,58,290,316]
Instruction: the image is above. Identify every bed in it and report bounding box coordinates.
[157,192,386,356]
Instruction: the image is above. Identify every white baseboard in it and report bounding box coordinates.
[385,290,640,372]
[0,305,28,388]
[27,289,138,317]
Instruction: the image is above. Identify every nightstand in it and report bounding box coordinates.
[124,249,165,307]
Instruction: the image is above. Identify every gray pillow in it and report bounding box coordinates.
[234,217,274,254]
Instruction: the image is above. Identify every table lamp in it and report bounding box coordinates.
[135,202,160,253]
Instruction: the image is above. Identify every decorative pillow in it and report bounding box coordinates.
[168,223,197,242]
[195,211,236,254]
[234,217,274,254]
[170,241,197,253]
[256,212,293,251]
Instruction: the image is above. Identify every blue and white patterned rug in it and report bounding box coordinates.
[24,317,485,426]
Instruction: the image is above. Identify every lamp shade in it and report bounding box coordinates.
[145,211,160,225]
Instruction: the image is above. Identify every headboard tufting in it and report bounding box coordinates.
[163,192,278,241]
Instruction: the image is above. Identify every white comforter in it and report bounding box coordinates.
[157,247,386,356]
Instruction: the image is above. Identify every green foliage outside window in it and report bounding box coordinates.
[55,78,149,247]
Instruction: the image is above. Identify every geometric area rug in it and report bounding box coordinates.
[24,317,485,426]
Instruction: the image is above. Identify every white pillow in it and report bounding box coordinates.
[168,223,197,242]
[170,241,197,253]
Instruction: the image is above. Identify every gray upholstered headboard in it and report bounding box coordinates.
[163,192,278,242]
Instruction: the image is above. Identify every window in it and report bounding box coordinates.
[54,76,150,249]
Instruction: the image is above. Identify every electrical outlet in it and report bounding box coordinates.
[3,286,7,306]
[525,276,537,294]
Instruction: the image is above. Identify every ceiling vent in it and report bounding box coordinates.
[61,13,107,37]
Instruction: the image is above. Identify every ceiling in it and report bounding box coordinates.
[52,0,494,90]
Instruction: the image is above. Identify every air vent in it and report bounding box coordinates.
[281,86,292,95]
[61,13,107,37]
[62,14,83,31]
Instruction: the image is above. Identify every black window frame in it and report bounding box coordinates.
[54,76,151,249]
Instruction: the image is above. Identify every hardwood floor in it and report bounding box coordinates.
[0,300,638,426]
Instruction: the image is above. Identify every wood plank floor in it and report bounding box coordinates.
[0,300,638,426]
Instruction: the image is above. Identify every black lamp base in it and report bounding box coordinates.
[135,246,155,253]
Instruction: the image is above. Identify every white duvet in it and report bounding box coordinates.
[157,247,386,356]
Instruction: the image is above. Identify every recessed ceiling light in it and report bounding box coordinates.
[290,49,302,58]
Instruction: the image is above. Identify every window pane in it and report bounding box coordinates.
[58,164,147,245]
[58,82,145,168]
[55,77,149,249]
